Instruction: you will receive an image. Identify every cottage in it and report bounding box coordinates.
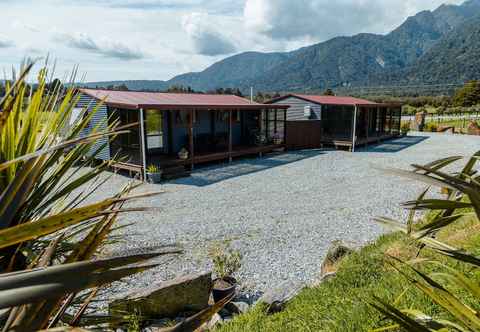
[77,89,289,179]
[267,94,402,151]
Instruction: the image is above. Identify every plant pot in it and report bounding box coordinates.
[147,171,162,184]
[212,277,237,303]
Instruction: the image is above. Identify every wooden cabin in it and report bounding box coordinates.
[77,89,289,179]
[267,94,402,151]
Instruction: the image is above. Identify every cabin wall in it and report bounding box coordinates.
[77,93,110,160]
[271,96,321,121]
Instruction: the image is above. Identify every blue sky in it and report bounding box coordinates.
[0,0,463,82]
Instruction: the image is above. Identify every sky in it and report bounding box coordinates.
[0,0,464,82]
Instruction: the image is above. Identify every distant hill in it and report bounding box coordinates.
[81,80,168,91]
[379,14,480,85]
[85,0,480,93]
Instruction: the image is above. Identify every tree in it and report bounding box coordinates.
[254,91,264,102]
[116,83,129,91]
[234,88,243,97]
[323,88,335,96]
[453,80,480,107]
[46,78,63,93]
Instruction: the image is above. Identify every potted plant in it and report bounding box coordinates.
[209,244,242,302]
[146,164,162,183]
[178,147,189,160]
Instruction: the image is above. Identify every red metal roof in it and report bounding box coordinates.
[79,89,288,110]
[267,94,378,106]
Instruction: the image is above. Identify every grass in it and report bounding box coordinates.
[218,215,480,332]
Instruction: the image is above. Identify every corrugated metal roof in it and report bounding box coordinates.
[79,89,288,110]
[267,94,378,106]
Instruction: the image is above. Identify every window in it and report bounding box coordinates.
[304,106,312,118]
[70,108,83,126]
[146,110,164,151]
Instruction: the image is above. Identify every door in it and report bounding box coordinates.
[145,109,166,154]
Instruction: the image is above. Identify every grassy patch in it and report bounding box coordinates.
[219,217,480,332]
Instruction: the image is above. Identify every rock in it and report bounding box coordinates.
[258,280,305,314]
[110,272,212,319]
[207,313,223,329]
[225,301,249,315]
[320,242,353,277]
[467,121,480,136]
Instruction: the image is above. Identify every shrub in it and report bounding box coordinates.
[373,152,480,330]
[400,122,411,135]
[209,243,242,279]
[424,122,438,132]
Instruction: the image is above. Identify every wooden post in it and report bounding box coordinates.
[189,109,194,170]
[365,107,369,146]
[274,109,278,134]
[397,107,401,135]
[228,109,233,163]
[352,105,358,152]
[283,108,287,147]
[265,109,269,143]
[389,108,393,135]
[139,108,147,181]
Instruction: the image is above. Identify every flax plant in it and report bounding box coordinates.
[0,61,171,330]
[372,153,480,331]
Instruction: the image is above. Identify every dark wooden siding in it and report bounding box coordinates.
[271,96,321,121]
[77,93,110,161]
[285,121,323,150]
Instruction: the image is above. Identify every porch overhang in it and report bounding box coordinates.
[136,104,290,111]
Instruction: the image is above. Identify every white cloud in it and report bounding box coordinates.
[12,19,40,33]
[182,12,237,56]
[53,32,146,60]
[0,35,14,48]
[244,0,465,42]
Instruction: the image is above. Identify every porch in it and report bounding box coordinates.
[108,106,288,179]
[321,104,402,151]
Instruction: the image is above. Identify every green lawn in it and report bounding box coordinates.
[219,216,480,331]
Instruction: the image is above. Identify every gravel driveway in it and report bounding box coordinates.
[97,132,480,297]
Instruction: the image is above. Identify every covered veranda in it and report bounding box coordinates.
[321,103,402,151]
[78,89,290,179]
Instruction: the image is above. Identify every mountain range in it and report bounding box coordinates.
[84,0,480,93]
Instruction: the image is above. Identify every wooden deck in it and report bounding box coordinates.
[321,134,399,151]
[110,144,285,175]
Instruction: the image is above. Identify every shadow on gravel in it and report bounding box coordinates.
[357,135,429,153]
[170,150,326,187]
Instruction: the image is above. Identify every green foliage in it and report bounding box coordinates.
[453,80,480,107]
[146,164,159,173]
[371,152,480,331]
[209,243,242,279]
[401,121,411,134]
[424,122,438,132]
[323,88,335,96]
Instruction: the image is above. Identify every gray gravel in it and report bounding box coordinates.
[92,132,480,298]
